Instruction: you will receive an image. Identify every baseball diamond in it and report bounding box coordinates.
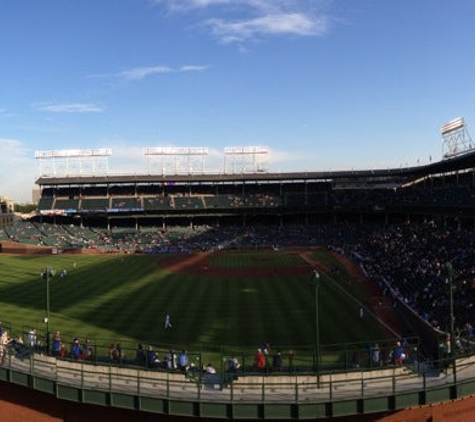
[1,151,475,420]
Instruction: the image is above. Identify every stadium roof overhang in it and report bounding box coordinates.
[35,150,475,187]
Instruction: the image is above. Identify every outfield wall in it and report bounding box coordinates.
[2,348,475,420]
[0,240,54,255]
[0,240,88,255]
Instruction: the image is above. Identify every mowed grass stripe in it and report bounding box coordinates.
[0,251,385,354]
[116,276,165,341]
[258,276,305,345]
[210,251,307,269]
[155,272,208,346]
[223,278,238,344]
[237,277,271,346]
[267,275,314,348]
[191,277,227,348]
[319,276,382,345]
[89,257,165,331]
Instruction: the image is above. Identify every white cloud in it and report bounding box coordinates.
[206,12,327,43]
[0,107,16,118]
[150,0,232,12]
[120,66,174,80]
[0,138,36,203]
[267,147,306,165]
[0,138,29,157]
[120,64,208,80]
[107,144,147,172]
[152,0,332,43]
[34,102,104,113]
[179,65,209,72]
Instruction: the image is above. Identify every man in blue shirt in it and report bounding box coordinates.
[178,349,188,372]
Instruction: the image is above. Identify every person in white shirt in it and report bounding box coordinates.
[28,329,37,350]
[206,363,217,374]
[164,313,173,329]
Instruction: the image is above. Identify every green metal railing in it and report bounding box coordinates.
[3,323,475,419]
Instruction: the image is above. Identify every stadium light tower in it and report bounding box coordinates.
[43,266,55,353]
[313,269,321,378]
[441,117,474,159]
[446,262,457,384]
[144,147,208,175]
[224,146,269,174]
[35,149,111,177]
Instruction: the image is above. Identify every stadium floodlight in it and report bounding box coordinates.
[144,147,209,175]
[144,147,209,156]
[35,149,111,177]
[224,146,269,155]
[35,149,111,159]
[224,146,269,174]
[441,118,464,135]
[441,117,474,159]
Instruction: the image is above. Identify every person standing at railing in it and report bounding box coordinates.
[372,343,382,367]
[10,334,24,356]
[166,349,176,370]
[51,331,62,357]
[82,338,94,361]
[227,356,241,373]
[0,330,11,364]
[146,346,160,367]
[115,343,123,363]
[135,343,146,366]
[255,349,266,372]
[288,350,294,372]
[71,338,82,360]
[394,341,406,365]
[272,351,283,371]
[178,350,189,372]
[28,329,37,352]
[109,344,118,363]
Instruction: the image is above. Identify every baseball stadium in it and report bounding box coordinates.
[1,120,475,421]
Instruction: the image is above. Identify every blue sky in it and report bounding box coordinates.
[0,0,474,202]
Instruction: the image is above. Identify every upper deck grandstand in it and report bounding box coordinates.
[33,148,475,230]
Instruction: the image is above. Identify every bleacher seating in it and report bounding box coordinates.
[34,223,74,247]
[80,197,110,211]
[203,194,233,208]
[38,196,54,211]
[3,221,43,245]
[173,195,204,209]
[110,197,143,211]
[142,196,172,211]
[231,194,281,208]
[54,198,80,210]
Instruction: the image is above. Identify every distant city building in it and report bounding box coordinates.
[0,196,16,229]
[32,186,41,204]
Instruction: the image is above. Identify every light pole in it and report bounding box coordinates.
[446,262,456,384]
[44,266,54,353]
[313,269,321,376]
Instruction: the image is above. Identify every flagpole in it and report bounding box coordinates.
[313,270,321,380]
[45,266,51,353]
[446,262,456,385]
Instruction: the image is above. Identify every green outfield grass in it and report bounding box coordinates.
[209,250,306,268]
[0,250,385,366]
